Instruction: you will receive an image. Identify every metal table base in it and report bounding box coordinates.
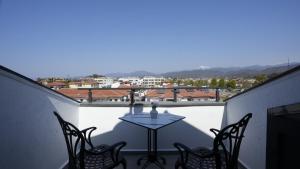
[137,129,166,169]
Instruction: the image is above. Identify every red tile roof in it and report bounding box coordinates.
[69,82,82,85]
[47,82,66,87]
[57,89,128,99]
[118,84,132,88]
[146,89,215,99]
[69,80,98,85]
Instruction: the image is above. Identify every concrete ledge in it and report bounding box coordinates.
[80,101,225,107]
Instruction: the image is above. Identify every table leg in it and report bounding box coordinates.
[154,129,166,164]
[154,129,157,158]
[148,129,151,156]
[137,129,165,168]
[137,129,152,165]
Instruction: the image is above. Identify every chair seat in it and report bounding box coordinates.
[178,147,226,169]
[78,144,121,169]
[54,112,126,169]
[174,114,252,169]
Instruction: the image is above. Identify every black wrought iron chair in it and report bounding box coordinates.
[54,111,127,169]
[174,113,252,169]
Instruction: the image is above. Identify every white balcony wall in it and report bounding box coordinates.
[79,105,225,151]
[226,69,300,169]
[0,69,79,169]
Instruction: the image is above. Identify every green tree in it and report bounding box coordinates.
[210,78,218,88]
[193,80,201,87]
[226,80,236,89]
[175,79,182,85]
[89,74,104,78]
[36,77,42,82]
[183,79,194,86]
[48,78,54,83]
[254,74,267,85]
[193,80,209,87]
[203,80,209,86]
[242,80,252,89]
[268,73,279,79]
[218,78,225,88]
[166,78,175,84]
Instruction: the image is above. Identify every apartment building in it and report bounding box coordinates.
[94,77,114,87]
[142,76,165,87]
[118,77,142,86]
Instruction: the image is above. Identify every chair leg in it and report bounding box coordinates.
[120,159,127,169]
[175,162,181,169]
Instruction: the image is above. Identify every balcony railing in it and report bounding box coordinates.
[77,87,221,104]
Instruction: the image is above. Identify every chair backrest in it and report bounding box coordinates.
[54,111,85,169]
[213,113,252,169]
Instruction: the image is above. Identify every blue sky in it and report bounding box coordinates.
[0,0,300,78]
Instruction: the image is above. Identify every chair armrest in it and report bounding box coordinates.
[210,128,220,137]
[81,127,97,148]
[174,142,193,153]
[174,142,215,165]
[174,142,189,164]
[109,141,127,162]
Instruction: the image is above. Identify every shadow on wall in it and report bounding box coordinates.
[1,92,75,169]
[89,109,228,150]
[221,105,228,130]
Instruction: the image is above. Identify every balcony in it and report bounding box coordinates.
[1,65,300,169]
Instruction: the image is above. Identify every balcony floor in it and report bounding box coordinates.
[115,152,177,169]
[114,152,247,169]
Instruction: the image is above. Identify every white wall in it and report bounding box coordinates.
[79,106,225,151]
[0,69,79,169]
[226,69,300,169]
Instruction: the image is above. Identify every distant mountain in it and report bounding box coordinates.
[160,63,299,78]
[105,71,157,78]
[105,63,299,79]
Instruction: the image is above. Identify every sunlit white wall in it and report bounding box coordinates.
[226,69,300,169]
[79,105,225,151]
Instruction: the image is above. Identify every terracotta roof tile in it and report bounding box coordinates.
[146,89,215,99]
[57,89,129,99]
[47,82,66,87]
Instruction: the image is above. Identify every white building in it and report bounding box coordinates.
[69,82,82,89]
[118,77,142,86]
[111,82,121,88]
[69,81,99,88]
[142,76,165,87]
[94,77,114,88]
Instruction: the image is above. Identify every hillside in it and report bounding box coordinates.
[105,63,299,79]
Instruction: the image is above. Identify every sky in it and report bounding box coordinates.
[0,0,300,78]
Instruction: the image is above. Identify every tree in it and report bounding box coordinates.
[176,79,183,85]
[48,78,54,83]
[210,78,218,88]
[241,80,252,89]
[90,74,104,78]
[202,80,209,86]
[254,74,267,85]
[36,77,42,82]
[184,79,194,86]
[193,80,201,87]
[218,78,225,88]
[268,73,279,79]
[193,80,209,87]
[226,80,236,89]
[166,79,175,84]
